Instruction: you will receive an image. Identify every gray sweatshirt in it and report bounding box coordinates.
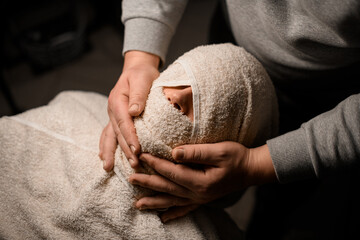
[121,0,360,183]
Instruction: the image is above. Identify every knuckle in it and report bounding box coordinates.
[113,126,121,136]
[107,102,117,118]
[141,180,151,188]
[137,199,148,208]
[190,148,202,162]
[216,144,231,160]
[196,182,212,197]
[193,177,205,189]
[104,126,113,138]
[146,175,157,186]
[217,148,229,159]
[116,117,126,129]
[130,91,144,100]
[108,90,117,107]
[197,185,208,196]
[166,171,177,181]
[173,197,186,207]
[103,130,110,138]
[143,156,156,168]
[164,184,176,194]
[107,101,112,114]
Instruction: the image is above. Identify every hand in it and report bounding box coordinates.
[99,51,160,171]
[128,142,277,222]
[99,122,117,169]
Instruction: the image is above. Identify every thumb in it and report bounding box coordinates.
[128,73,157,117]
[160,204,200,223]
[172,143,222,166]
[128,91,149,117]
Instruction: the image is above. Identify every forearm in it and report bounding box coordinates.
[121,0,188,64]
[267,94,360,183]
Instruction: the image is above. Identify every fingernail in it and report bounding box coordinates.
[173,148,184,160]
[138,204,146,210]
[129,158,135,167]
[103,160,108,169]
[128,177,133,184]
[130,145,136,154]
[128,176,136,184]
[133,201,141,209]
[129,104,139,113]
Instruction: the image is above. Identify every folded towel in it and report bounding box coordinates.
[0,91,220,239]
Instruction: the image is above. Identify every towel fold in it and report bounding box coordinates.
[0,91,219,239]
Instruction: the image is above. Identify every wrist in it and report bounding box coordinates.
[124,50,160,70]
[248,144,278,185]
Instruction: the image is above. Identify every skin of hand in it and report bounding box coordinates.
[99,51,160,172]
[128,142,277,223]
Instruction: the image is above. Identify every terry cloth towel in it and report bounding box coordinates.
[0,43,277,239]
[115,43,278,210]
[0,91,227,240]
[127,43,278,165]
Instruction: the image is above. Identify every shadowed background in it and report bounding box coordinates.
[1,0,217,117]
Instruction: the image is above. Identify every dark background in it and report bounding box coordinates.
[1,0,217,117]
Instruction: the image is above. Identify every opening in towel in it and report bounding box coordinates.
[163,86,194,122]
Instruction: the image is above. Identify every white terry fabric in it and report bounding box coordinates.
[131,43,278,166]
[0,43,277,239]
[116,43,278,209]
[0,91,218,239]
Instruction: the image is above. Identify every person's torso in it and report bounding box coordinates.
[226,0,360,128]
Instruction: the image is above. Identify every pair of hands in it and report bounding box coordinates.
[99,51,276,223]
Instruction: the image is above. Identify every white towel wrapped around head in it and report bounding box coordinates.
[116,43,278,202]
[134,43,278,162]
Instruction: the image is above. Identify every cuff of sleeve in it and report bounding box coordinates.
[266,128,316,183]
[123,18,174,65]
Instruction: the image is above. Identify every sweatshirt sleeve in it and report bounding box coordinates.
[121,0,188,64]
[267,94,360,183]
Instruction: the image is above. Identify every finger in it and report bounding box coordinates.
[160,205,200,223]
[172,143,223,165]
[129,173,190,198]
[108,98,140,156]
[99,123,117,171]
[139,154,205,190]
[108,106,140,169]
[116,123,143,172]
[108,82,141,157]
[98,124,106,159]
[135,193,191,210]
[128,72,156,117]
